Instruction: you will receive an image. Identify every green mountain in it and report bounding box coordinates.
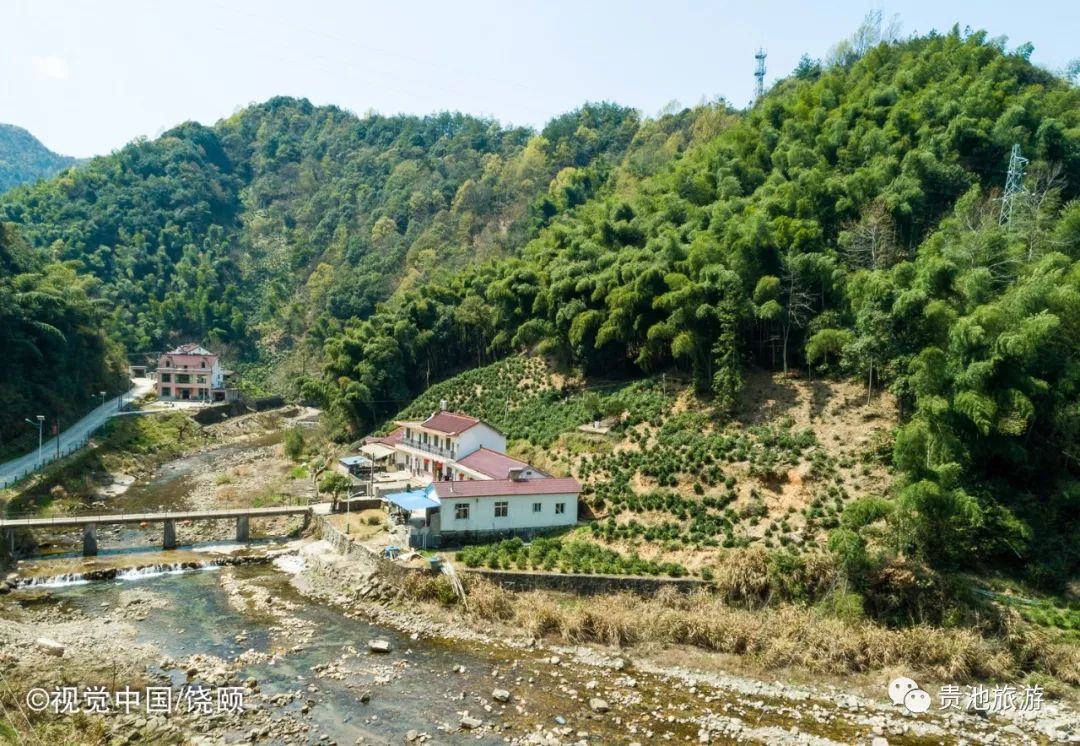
[0,222,124,453]
[2,25,1079,588]
[311,29,1080,586]
[0,124,78,193]
[0,99,662,367]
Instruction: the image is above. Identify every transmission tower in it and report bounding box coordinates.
[754,49,767,101]
[1000,143,1028,226]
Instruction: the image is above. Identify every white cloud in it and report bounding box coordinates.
[31,55,72,81]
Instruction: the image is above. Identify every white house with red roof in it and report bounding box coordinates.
[391,406,506,481]
[427,476,579,539]
[365,403,580,544]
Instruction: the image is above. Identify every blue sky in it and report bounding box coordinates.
[2,0,1076,157]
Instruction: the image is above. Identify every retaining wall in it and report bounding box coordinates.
[462,568,710,596]
[313,514,433,583]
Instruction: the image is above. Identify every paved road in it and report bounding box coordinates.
[0,378,155,488]
[0,504,317,529]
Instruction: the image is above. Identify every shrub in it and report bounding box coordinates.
[283,427,305,461]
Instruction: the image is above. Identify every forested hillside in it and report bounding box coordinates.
[0,124,78,193]
[311,29,1080,586]
[0,99,674,362]
[0,223,124,454]
[3,24,1079,588]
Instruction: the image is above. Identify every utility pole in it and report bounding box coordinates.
[754,48,767,102]
[1000,143,1028,226]
[55,417,60,460]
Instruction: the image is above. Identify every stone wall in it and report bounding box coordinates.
[462,568,709,596]
[313,514,433,583]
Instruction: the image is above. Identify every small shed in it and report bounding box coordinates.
[359,442,396,468]
[337,455,374,479]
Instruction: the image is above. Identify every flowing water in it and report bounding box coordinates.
[31,565,518,744]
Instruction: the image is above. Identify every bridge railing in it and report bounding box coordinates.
[0,502,315,526]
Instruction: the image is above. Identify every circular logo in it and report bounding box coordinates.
[25,688,50,712]
[887,677,919,706]
[903,688,932,714]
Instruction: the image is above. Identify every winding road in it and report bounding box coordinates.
[0,378,155,488]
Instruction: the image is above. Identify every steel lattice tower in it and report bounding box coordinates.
[1000,143,1028,226]
[754,49,767,101]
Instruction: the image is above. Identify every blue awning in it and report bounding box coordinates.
[384,490,439,511]
[339,455,372,467]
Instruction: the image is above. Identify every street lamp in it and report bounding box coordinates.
[99,390,107,409]
[25,415,44,468]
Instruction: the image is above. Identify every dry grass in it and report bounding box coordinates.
[451,577,1077,686]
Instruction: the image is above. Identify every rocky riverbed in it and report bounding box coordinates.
[287,538,1080,745]
[1,538,1078,745]
[2,408,1077,745]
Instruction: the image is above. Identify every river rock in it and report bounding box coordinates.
[460,715,483,730]
[588,698,610,713]
[405,730,419,742]
[35,637,65,656]
[0,582,9,594]
[492,688,511,703]
[368,639,391,653]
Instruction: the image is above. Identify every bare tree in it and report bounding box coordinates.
[840,201,901,270]
[780,257,815,377]
[1015,163,1067,260]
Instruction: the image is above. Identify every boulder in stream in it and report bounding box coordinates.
[368,639,391,653]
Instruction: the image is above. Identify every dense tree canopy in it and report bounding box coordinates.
[0,99,649,359]
[0,124,78,193]
[309,29,1080,585]
[0,223,124,453]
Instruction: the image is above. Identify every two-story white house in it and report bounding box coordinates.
[370,404,580,546]
[391,406,505,481]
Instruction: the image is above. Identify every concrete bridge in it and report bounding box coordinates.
[0,505,322,557]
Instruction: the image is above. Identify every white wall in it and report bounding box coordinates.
[455,424,506,458]
[440,493,578,533]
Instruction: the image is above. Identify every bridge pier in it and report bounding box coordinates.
[2,528,13,560]
[236,516,250,543]
[163,519,177,550]
[83,523,98,556]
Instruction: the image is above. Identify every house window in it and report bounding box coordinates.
[176,374,191,384]
[196,375,206,384]
[555,503,566,515]
[160,387,171,397]
[494,501,508,518]
[455,503,470,520]
[160,373,171,382]
[533,502,542,513]
[201,361,206,368]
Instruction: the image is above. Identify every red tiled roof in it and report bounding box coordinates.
[420,411,482,435]
[455,448,533,479]
[368,428,404,446]
[431,477,580,498]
